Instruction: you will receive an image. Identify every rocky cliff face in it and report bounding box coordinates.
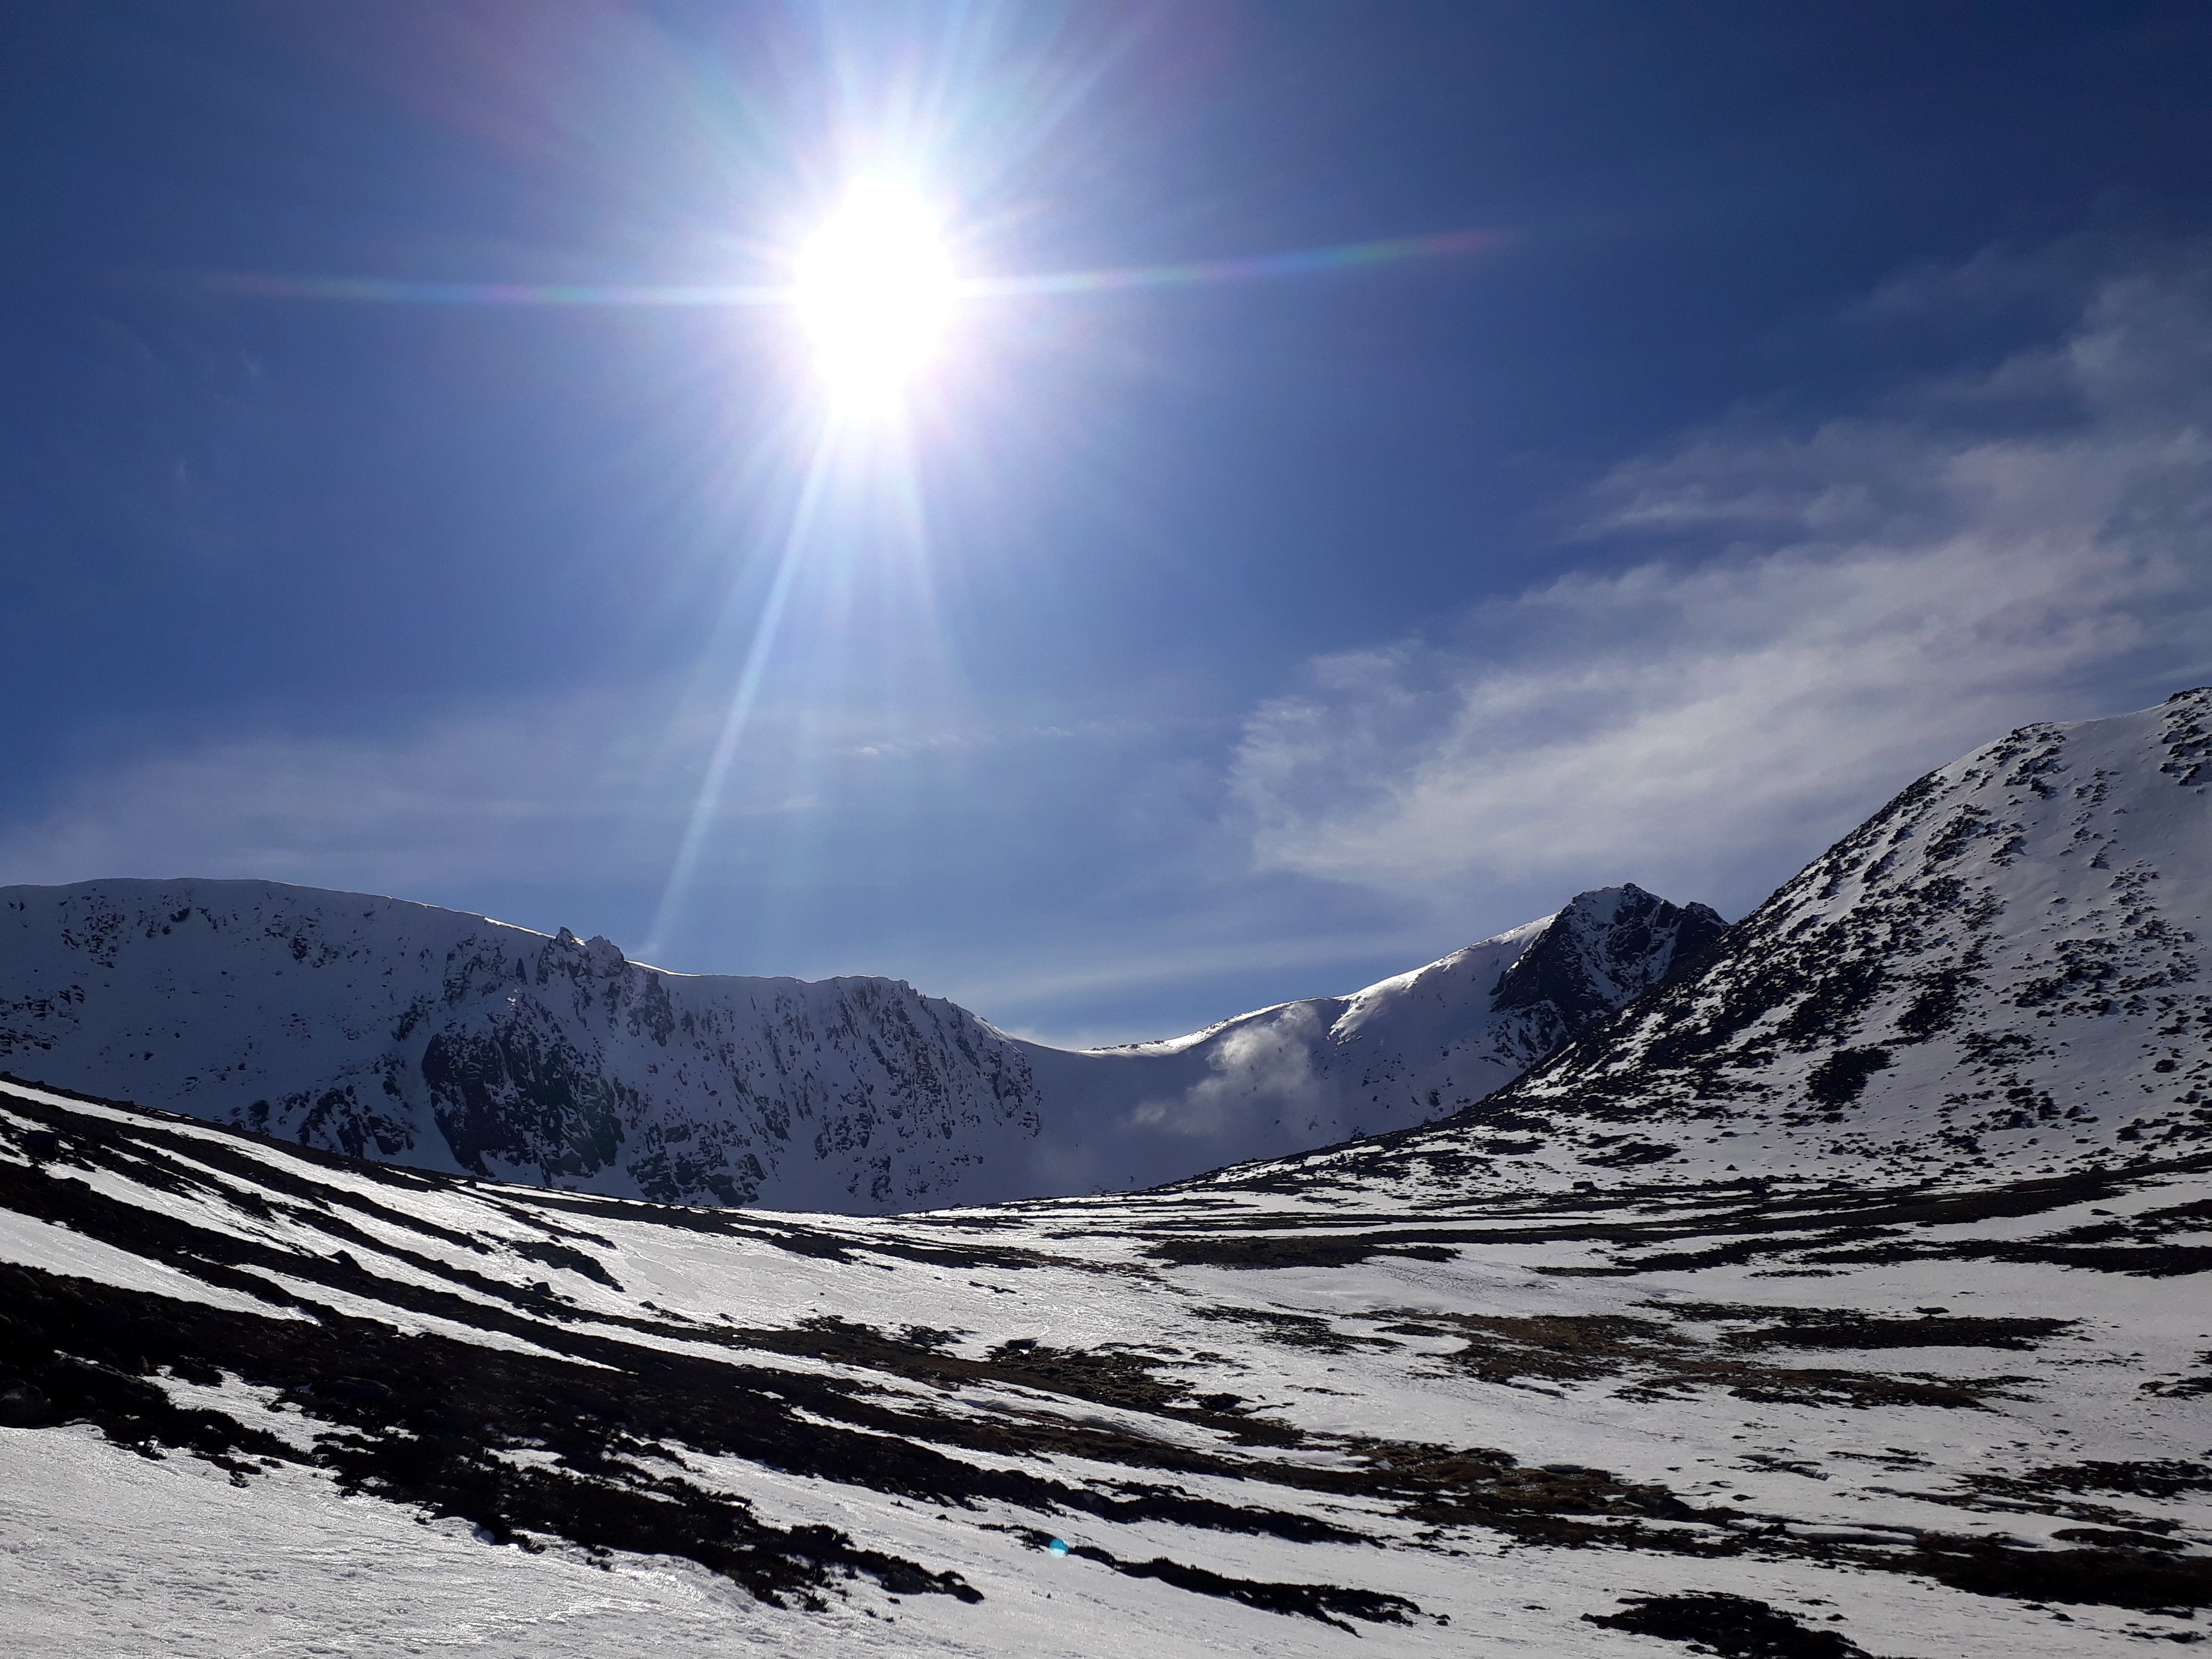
[0,886,1041,1211]
[0,878,1719,1211]
[1488,883,1730,1057]
[1213,688,2211,1201]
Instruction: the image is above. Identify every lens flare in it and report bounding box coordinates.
[792,183,955,407]
[195,203,1506,954]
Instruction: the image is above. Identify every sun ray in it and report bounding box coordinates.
[198,215,1506,972]
[640,418,842,963]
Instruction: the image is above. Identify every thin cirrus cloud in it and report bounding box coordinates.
[0,697,693,899]
[0,694,1125,899]
[1229,253,2212,921]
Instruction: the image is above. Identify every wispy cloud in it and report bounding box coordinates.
[0,694,684,896]
[1231,255,2212,917]
[0,690,1137,899]
[1129,1002,1325,1136]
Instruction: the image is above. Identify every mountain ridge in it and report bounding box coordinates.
[16,687,2201,1215]
[0,875,1717,1211]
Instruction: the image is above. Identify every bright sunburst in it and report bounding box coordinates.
[792,182,956,407]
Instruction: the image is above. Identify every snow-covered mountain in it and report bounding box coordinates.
[1221,687,2212,1202]
[0,878,1718,1211]
[0,889,1044,1212]
[1020,883,1723,1193]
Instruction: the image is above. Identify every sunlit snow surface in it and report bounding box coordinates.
[2,1078,2207,1657]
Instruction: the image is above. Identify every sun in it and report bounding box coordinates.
[793,183,956,407]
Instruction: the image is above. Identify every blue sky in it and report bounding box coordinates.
[5,1,2211,1044]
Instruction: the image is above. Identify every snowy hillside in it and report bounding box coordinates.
[0,888,1044,1212]
[1223,688,2212,1204]
[0,880,1715,1211]
[2,1075,2205,1657]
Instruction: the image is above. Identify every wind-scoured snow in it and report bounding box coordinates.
[0,878,1717,1211]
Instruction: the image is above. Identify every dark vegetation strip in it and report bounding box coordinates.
[1910,1531,2212,1610]
[0,1152,1802,1570]
[1134,1158,2212,1267]
[1217,1144,2212,1228]
[1,1074,460,1193]
[996,1527,1422,1633]
[2,1107,1347,1501]
[1370,1310,2036,1408]
[0,1157,1367,1540]
[1584,1592,1875,1658]
[498,1181,1063,1273]
[0,1079,1051,1276]
[0,1262,1380,1595]
[0,1125,639,1334]
[1807,1240,2212,1278]
[0,1264,972,1609]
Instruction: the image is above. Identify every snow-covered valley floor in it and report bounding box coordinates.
[2,1077,2208,1657]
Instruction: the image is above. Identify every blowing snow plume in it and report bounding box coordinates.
[1129,1002,1330,1138]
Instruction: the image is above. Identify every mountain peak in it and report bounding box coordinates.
[1491,883,1727,1032]
[1509,690,2212,1175]
[1241,691,2210,1202]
